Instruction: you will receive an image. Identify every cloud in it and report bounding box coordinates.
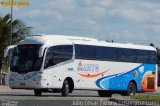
[108,30,135,41]
[89,6,106,18]
[99,0,112,7]
[115,9,149,22]
[25,9,63,22]
[1,0,160,47]
[107,2,150,23]
[144,24,160,33]
[81,0,112,7]
[153,25,160,33]
[0,7,10,15]
[46,0,75,11]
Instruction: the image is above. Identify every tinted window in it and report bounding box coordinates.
[10,44,43,72]
[75,45,96,60]
[96,46,116,61]
[44,45,73,69]
[44,48,53,68]
[136,50,150,63]
[124,49,136,62]
[116,48,126,61]
[150,51,157,64]
[53,45,73,59]
[75,44,156,64]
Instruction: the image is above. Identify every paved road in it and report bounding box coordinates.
[0,86,160,106]
[0,89,124,106]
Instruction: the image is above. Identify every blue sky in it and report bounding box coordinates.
[0,0,160,47]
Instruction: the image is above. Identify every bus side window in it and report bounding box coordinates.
[85,45,96,60]
[136,50,150,63]
[52,45,73,64]
[44,48,53,69]
[75,45,96,60]
[150,51,157,64]
[96,47,116,61]
[116,48,125,61]
[124,49,136,62]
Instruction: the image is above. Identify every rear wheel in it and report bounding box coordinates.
[98,90,112,97]
[122,82,136,96]
[34,89,42,96]
[61,80,69,97]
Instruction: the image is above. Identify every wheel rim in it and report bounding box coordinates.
[129,85,135,96]
[65,84,69,94]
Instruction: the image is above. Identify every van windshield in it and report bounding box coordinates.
[10,44,43,72]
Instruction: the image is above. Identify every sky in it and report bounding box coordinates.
[0,0,160,47]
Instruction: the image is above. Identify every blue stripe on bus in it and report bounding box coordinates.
[96,64,156,91]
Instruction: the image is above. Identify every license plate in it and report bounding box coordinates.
[20,83,25,86]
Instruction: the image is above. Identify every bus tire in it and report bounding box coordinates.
[124,82,136,96]
[34,89,42,96]
[98,90,112,97]
[61,80,69,97]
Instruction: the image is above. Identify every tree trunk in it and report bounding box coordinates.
[0,57,2,85]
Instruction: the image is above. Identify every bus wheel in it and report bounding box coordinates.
[61,80,69,97]
[34,89,42,96]
[98,90,112,97]
[125,82,136,96]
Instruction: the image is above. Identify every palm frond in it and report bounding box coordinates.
[0,13,32,53]
[2,14,10,24]
[12,19,25,30]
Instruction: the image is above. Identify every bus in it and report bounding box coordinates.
[4,35,157,97]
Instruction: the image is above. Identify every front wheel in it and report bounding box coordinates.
[61,80,69,97]
[34,89,42,96]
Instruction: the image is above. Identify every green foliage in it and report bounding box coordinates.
[0,13,32,72]
[131,95,160,101]
[2,62,8,73]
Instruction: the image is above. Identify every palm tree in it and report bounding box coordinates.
[0,13,31,81]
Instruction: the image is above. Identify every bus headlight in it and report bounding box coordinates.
[32,76,41,81]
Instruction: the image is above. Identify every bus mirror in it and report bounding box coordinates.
[39,45,46,58]
[4,45,17,58]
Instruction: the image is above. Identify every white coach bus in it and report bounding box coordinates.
[4,35,157,97]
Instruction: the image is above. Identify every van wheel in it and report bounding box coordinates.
[61,80,69,97]
[123,82,136,96]
[98,90,112,97]
[34,89,42,96]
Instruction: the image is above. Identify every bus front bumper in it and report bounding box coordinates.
[9,80,53,89]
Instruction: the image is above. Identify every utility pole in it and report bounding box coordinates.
[0,0,14,85]
[10,0,13,45]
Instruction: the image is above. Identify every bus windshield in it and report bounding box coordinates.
[10,44,43,72]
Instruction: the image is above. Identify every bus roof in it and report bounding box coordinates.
[18,34,156,51]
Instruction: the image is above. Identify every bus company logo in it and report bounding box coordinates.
[77,61,109,78]
[0,0,30,8]
[77,61,99,72]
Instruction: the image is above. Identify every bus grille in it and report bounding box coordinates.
[147,77,154,89]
